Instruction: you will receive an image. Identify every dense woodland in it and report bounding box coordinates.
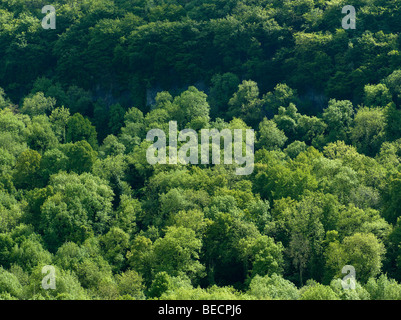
[2,0,401,300]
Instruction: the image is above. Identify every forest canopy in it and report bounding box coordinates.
[1,0,401,300]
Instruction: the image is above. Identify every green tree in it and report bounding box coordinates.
[99,135,126,158]
[238,235,284,279]
[66,113,98,149]
[381,172,401,224]
[62,140,98,174]
[25,115,58,153]
[0,88,10,109]
[116,269,145,299]
[384,102,401,141]
[300,283,339,300]
[152,226,205,281]
[263,83,298,115]
[257,118,287,150]
[0,267,23,299]
[365,274,401,300]
[25,265,88,300]
[325,233,386,283]
[99,227,129,272]
[170,86,210,129]
[363,83,392,107]
[0,190,22,233]
[228,80,263,127]
[20,92,56,117]
[248,274,299,300]
[39,149,68,182]
[127,235,154,281]
[119,107,146,152]
[284,141,307,158]
[208,72,240,118]
[330,278,370,300]
[49,106,70,143]
[322,99,354,143]
[13,149,42,189]
[383,70,401,104]
[108,103,126,135]
[350,106,386,156]
[9,236,52,272]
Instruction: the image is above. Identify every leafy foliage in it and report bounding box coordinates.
[1,0,401,300]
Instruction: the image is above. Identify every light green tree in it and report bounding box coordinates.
[20,92,56,117]
[325,233,386,283]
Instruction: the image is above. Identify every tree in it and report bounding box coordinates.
[0,108,28,158]
[9,236,52,272]
[268,192,329,283]
[208,73,240,118]
[157,188,209,228]
[31,78,68,109]
[363,83,392,107]
[0,88,10,109]
[108,103,126,135]
[99,227,129,272]
[384,102,401,141]
[300,283,339,300]
[159,284,248,300]
[13,149,42,189]
[170,86,210,129]
[147,271,176,298]
[25,115,58,153]
[53,237,114,294]
[61,140,98,174]
[0,267,23,299]
[248,274,299,300]
[383,70,401,104]
[167,209,208,237]
[330,278,370,300]
[284,141,307,158]
[256,118,287,150]
[263,83,298,116]
[238,235,284,279]
[350,106,386,156]
[152,226,205,281]
[272,104,300,141]
[381,172,401,224]
[365,274,401,300]
[253,154,318,202]
[39,172,114,251]
[127,235,154,281]
[99,135,126,158]
[0,190,22,233]
[116,269,145,299]
[322,99,354,143]
[49,106,70,143]
[296,114,326,146]
[289,232,311,286]
[39,148,68,182]
[118,107,146,152]
[25,265,89,300]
